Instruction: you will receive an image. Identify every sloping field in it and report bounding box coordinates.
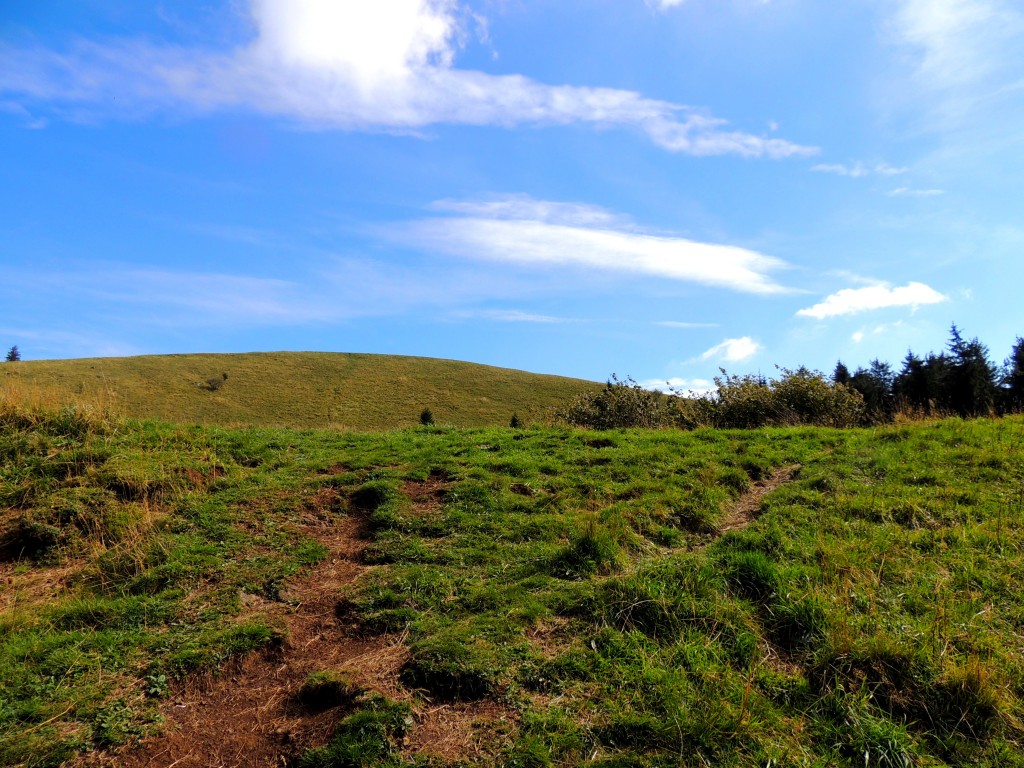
[0,353,597,430]
[2,403,1023,767]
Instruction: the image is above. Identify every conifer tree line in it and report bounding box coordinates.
[559,325,1024,430]
[833,325,1024,422]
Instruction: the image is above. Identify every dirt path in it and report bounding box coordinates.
[77,465,798,767]
[716,464,801,537]
[80,498,405,768]
[81,478,513,768]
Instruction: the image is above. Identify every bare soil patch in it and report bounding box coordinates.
[78,473,516,767]
[78,511,376,768]
[404,700,517,763]
[717,464,800,536]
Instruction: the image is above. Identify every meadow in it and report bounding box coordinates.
[0,353,596,430]
[2,394,1023,767]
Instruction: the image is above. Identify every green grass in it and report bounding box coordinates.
[0,352,598,430]
[2,398,1024,766]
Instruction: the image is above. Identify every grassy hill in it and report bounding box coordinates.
[0,352,598,430]
[2,402,1024,767]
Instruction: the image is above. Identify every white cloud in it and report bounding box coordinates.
[433,196,626,228]
[887,187,946,197]
[797,281,947,319]
[640,377,715,396]
[654,321,719,329]
[875,162,910,176]
[0,0,815,158]
[852,321,905,343]
[890,0,1018,89]
[405,195,791,294]
[700,337,761,362]
[812,162,909,178]
[886,0,1024,126]
[452,309,569,323]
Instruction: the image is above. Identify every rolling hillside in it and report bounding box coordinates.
[0,352,598,430]
[3,404,1023,766]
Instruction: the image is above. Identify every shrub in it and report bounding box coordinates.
[556,375,676,429]
[204,375,226,392]
[705,368,865,429]
[419,408,434,426]
[556,370,865,431]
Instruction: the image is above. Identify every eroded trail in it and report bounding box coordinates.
[81,476,514,768]
[82,507,405,768]
[715,464,801,537]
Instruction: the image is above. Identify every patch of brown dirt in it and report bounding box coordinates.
[404,700,518,763]
[399,476,449,514]
[78,470,517,768]
[717,464,800,536]
[78,512,379,768]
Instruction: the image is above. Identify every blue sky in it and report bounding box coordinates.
[2,0,1023,388]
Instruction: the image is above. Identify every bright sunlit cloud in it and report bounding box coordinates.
[700,336,761,362]
[796,282,948,319]
[0,0,814,158]
[405,196,791,294]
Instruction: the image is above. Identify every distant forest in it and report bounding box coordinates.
[832,324,1024,422]
[560,325,1024,430]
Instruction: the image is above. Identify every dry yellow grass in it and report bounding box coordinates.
[0,352,598,430]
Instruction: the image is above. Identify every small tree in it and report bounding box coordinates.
[5,346,20,362]
[1002,337,1024,412]
[509,413,523,428]
[832,361,851,385]
[419,408,435,426]
[556,375,672,429]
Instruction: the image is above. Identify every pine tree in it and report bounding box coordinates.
[832,361,851,385]
[849,359,895,422]
[1003,337,1024,412]
[5,346,20,362]
[944,325,998,417]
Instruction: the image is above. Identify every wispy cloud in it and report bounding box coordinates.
[886,0,1024,126]
[851,321,905,343]
[0,100,47,129]
[451,309,571,324]
[654,321,719,329]
[405,195,791,295]
[0,326,141,359]
[812,162,909,177]
[700,337,760,362]
[887,187,946,197]
[647,0,688,10]
[890,0,1020,90]
[797,281,947,319]
[0,0,815,158]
